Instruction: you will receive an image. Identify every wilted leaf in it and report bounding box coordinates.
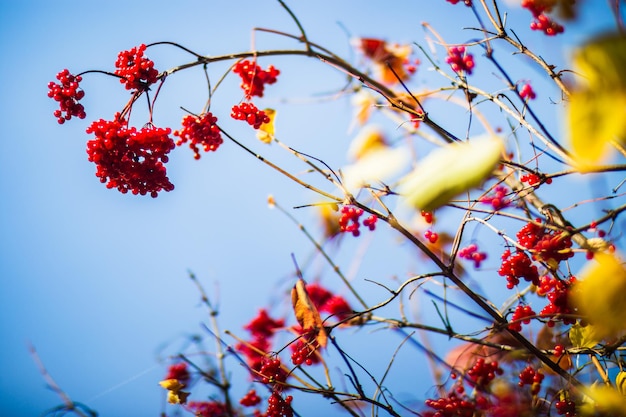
[568,33,626,169]
[569,322,600,349]
[159,378,190,404]
[256,108,276,144]
[616,371,626,396]
[570,252,626,340]
[291,279,327,348]
[398,135,504,211]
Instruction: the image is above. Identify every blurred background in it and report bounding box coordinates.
[0,1,619,416]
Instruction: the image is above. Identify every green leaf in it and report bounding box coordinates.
[398,134,504,212]
[568,322,600,349]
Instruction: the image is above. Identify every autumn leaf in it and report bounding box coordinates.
[291,278,327,348]
[568,33,626,169]
[570,252,626,340]
[568,322,600,349]
[159,378,190,404]
[256,108,276,144]
[398,134,504,212]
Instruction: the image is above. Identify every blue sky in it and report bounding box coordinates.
[0,1,620,416]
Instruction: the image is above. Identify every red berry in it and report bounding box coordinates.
[48,69,86,123]
[114,44,159,91]
[233,59,280,98]
[174,112,223,159]
[231,102,270,129]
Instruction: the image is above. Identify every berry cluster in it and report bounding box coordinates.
[290,332,321,366]
[239,389,262,407]
[421,210,434,224]
[173,112,223,159]
[424,229,439,244]
[555,399,577,417]
[48,69,86,124]
[516,221,574,267]
[304,283,353,321]
[537,275,576,327]
[466,358,502,388]
[237,309,285,373]
[233,59,280,98]
[85,116,175,197]
[458,244,487,268]
[520,172,551,188]
[424,393,477,417]
[164,362,190,385]
[258,358,288,385]
[231,102,270,129]
[518,365,544,395]
[498,249,539,289]
[187,401,229,417]
[519,83,536,100]
[509,304,536,332]
[446,0,472,5]
[521,0,564,35]
[446,46,475,75]
[479,185,511,210]
[265,391,293,417]
[114,44,159,91]
[338,206,377,237]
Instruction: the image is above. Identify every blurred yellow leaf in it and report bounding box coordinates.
[159,378,190,404]
[579,385,626,416]
[348,125,388,160]
[616,371,626,396]
[570,252,626,340]
[568,322,600,349]
[256,108,276,144]
[398,135,504,212]
[291,278,327,348]
[568,33,626,169]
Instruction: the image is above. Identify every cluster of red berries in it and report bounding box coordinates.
[239,389,262,407]
[508,304,536,332]
[339,206,377,237]
[231,102,270,129]
[498,249,540,289]
[446,46,475,75]
[164,362,190,385]
[85,116,175,197]
[553,344,565,357]
[519,83,536,100]
[114,44,159,91]
[518,365,544,395]
[265,391,293,417]
[187,401,229,417]
[48,69,86,124]
[304,283,353,321]
[237,309,285,373]
[421,210,434,224]
[479,185,511,211]
[458,244,487,268]
[258,358,288,385]
[521,0,564,35]
[520,172,551,188]
[290,333,320,366]
[173,112,223,159]
[424,393,477,417]
[516,221,574,266]
[537,275,577,327]
[424,229,439,244]
[466,358,502,388]
[233,59,280,98]
[555,399,577,417]
[446,0,472,5]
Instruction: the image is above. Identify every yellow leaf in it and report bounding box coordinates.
[568,33,626,169]
[291,279,327,348]
[616,371,626,396]
[256,108,276,144]
[579,385,626,416]
[397,135,504,212]
[568,322,599,349]
[570,252,626,340]
[347,125,388,160]
[159,378,190,405]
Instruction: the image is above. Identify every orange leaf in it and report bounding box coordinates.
[291,279,327,348]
